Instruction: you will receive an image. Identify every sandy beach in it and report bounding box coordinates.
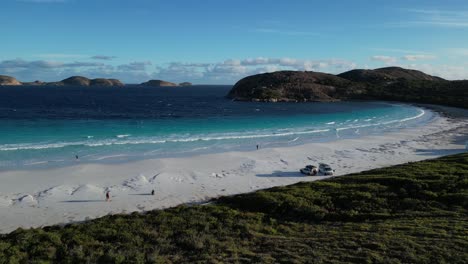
[0,105,467,234]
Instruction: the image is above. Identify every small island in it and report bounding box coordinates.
[140,80,178,87]
[140,80,193,87]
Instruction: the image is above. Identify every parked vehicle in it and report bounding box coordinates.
[318,163,334,175]
[300,165,318,176]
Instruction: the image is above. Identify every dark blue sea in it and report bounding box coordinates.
[0,85,433,170]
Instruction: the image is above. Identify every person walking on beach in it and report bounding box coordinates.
[151,189,155,196]
[106,191,110,202]
[256,144,259,150]
[75,155,79,160]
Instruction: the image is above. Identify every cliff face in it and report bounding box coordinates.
[227,71,363,102]
[141,80,178,87]
[0,75,22,86]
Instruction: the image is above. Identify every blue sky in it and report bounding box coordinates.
[1,0,468,84]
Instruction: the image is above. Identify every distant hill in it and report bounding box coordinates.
[228,67,467,108]
[0,75,21,86]
[338,67,445,83]
[141,80,178,87]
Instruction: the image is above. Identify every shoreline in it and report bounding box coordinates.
[0,105,467,234]
[0,101,435,172]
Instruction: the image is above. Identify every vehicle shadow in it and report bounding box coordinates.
[256,171,304,177]
[60,200,104,203]
[415,148,464,156]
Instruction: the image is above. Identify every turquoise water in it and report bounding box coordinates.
[0,86,434,170]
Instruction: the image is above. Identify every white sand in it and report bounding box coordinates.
[0,105,467,234]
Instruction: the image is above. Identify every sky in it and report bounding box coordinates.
[1,0,468,84]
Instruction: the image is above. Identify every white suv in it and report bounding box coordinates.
[319,163,334,176]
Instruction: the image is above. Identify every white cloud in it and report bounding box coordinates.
[117,61,152,71]
[0,59,103,69]
[0,57,358,84]
[91,55,117,61]
[447,48,468,56]
[372,48,430,54]
[370,55,397,64]
[402,54,436,61]
[36,53,87,59]
[401,63,468,80]
[394,9,468,28]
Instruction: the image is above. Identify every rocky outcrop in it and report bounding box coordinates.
[227,71,363,102]
[179,82,192,86]
[0,75,21,86]
[141,80,178,87]
[227,67,467,109]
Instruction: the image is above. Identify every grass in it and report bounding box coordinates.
[0,153,467,263]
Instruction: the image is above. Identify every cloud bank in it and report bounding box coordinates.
[1,56,467,83]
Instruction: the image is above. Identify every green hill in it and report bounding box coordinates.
[1,153,467,263]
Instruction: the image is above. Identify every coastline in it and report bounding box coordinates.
[0,105,467,234]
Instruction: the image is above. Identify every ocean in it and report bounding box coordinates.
[0,85,434,170]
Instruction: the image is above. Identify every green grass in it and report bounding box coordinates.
[1,154,467,263]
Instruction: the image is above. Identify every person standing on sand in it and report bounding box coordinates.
[256,144,259,150]
[151,189,155,195]
[106,191,110,201]
[75,155,79,160]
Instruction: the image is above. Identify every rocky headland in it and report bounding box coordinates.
[227,67,467,108]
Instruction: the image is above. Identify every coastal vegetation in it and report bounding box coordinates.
[0,153,466,263]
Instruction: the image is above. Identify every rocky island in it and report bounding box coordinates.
[48,76,124,86]
[179,82,192,86]
[228,67,468,108]
[140,80,178,87]
[0,75,22,86]
[0,75,125,87]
